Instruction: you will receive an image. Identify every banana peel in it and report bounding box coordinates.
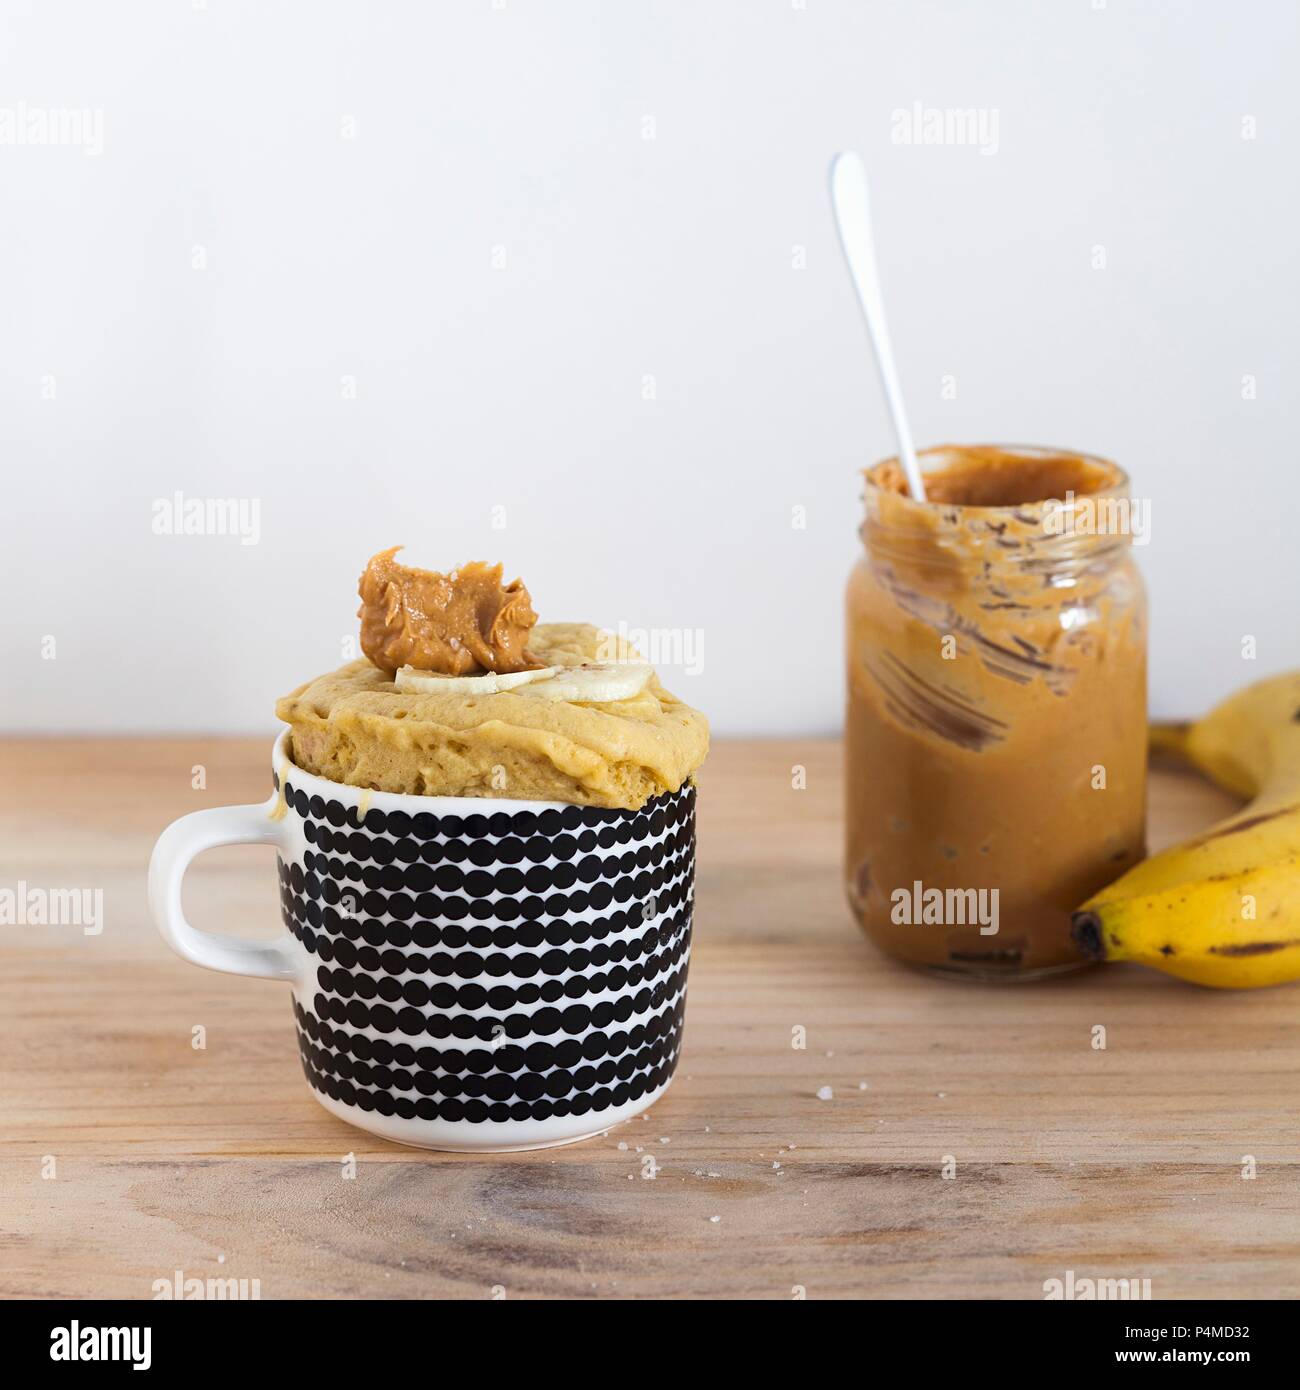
[1071,672,1300,988]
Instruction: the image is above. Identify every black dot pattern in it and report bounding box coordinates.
[276,781,696,1126]
[294,994,686,1121]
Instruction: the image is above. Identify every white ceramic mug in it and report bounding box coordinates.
[149,732,696,1152]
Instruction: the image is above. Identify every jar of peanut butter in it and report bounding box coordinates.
[845,445,1147,979]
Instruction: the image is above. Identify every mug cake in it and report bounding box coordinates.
[269,549,708,1149]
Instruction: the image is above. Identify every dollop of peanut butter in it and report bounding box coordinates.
[357,548,540,676]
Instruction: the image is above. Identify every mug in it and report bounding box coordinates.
[148,731,696,1152]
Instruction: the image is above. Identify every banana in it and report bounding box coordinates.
[394,660,653,703]
[516,661,653,703]
[394,665,557,695]
[1071,672,1300,988]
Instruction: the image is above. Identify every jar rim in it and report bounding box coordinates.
[864,443,1129,515]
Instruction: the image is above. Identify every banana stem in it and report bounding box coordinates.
[1070,912,1106,960]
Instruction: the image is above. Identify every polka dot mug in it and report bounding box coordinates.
[149,731,696,1152]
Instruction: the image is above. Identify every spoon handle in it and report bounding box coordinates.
[830,151,926,502]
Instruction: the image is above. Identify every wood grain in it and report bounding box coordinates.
[2,737,1297,1300]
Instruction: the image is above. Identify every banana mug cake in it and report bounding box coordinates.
[150,549,707,1151]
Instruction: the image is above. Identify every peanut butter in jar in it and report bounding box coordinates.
[845,445,1148,979]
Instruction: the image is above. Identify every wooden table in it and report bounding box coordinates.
[2,737,1296,1300]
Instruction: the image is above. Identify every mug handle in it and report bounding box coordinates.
[148,801,299,983]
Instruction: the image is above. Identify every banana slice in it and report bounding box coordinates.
[394,665,558,695]
[517,662,653,703]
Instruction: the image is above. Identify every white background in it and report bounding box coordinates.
[3,0,1296,735]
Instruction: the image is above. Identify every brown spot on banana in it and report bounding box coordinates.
[1208,940,1300,957]
[1185,806,1298,848]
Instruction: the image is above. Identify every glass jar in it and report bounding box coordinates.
[845,445,1147,980]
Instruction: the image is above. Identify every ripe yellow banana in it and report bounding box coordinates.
[1071,672,1300,988]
